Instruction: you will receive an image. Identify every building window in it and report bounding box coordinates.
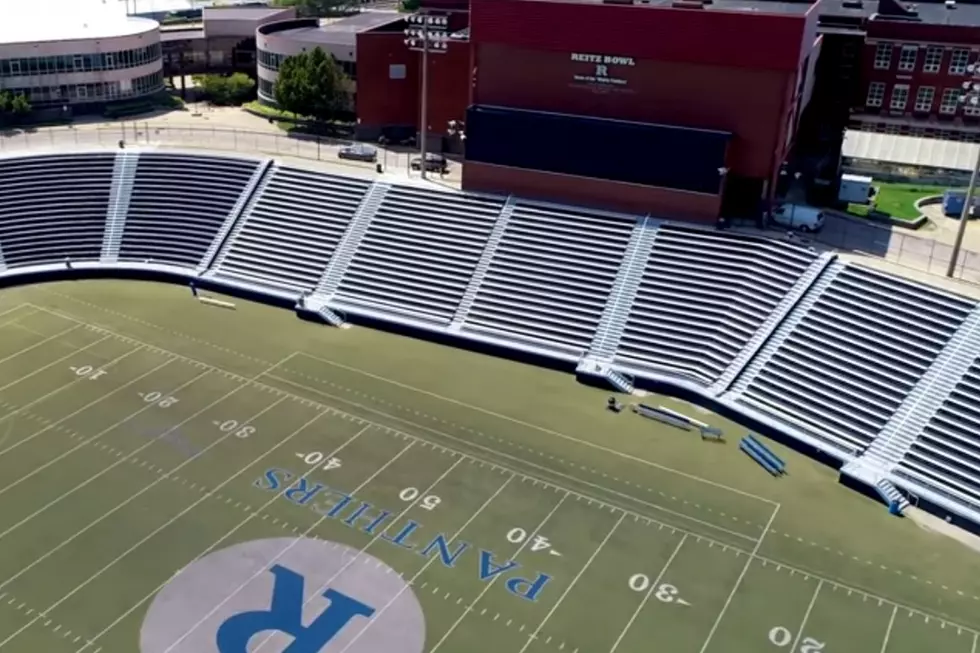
[866,81,886,107]
[898,45,918,72]
[966,98,980,117]
[939,88,960,114]
[890,84,909,111]
[874,43,893,70]
[389,64,406,80]
[923,46,943,73]
[949,48,971,75]
[914,86,935,113]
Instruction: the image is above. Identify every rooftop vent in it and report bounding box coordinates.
[945,0,956,9]
[842,0,863,8]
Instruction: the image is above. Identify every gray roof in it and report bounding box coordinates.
[203,6,293,20]
[275,11,403,47]
[842,129,980,172]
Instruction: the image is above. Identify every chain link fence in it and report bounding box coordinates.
[2,123,979,287]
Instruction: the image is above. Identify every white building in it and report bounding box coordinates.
[0,0,164,108]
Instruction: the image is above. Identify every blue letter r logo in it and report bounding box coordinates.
[216,564,376,653]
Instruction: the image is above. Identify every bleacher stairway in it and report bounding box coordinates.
[101,151,139,264]
[197,159,273,272]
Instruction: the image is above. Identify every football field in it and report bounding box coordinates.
[0,283,974,653]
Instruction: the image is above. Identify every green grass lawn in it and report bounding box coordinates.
[0,280,975,653]
[848,182,954,222]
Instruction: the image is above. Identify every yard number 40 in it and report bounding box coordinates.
[769,626,826,652]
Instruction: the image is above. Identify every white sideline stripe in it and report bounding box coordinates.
[267,373,759,544]
[609,534,688,653]
[295,351,778,507]
[879,605,897,653]
[697,504,781,653]
[0,304,30,321]
[28,308,759,546]
[0,356,297,649]
[333,474,516,653]
[0,324,80,368]
[0,340,145,456]
[83,417,370,652]
[0,358,189,541]
[517,512,626,653]
[429,492,570,653]
[789,580,823,653]
[195,442,463,653]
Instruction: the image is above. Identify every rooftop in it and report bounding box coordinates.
[843,129,980,172]
[265,10,404,46]
[0,0,159,45]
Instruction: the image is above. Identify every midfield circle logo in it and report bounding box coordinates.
[140,538,426,653]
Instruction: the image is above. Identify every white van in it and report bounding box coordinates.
[770,203,825,232]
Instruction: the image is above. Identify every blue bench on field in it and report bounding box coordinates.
[740,434,786,476]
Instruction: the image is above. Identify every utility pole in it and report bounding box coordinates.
[947,64,980,278]
[405,13,448,181]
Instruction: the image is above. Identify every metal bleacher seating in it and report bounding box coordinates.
[615,225,818,385]
[733,263,975,454]
[0,153,115,267]
[896,355,980,508]
[119,153,261,267]
[461,201,635,355]
[212,166,371,292]
[332,186,503,324]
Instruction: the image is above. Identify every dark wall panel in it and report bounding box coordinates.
[465,106,729,194]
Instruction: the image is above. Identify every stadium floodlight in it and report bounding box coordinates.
[947,66,980,278]
[404,12,450,180]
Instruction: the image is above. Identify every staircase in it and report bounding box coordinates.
[709,252,837,396]
[876,478,911,513]
[449,196,518,330]
[298,296,346,327]
[585,215,659,360]
[310,181,390,301]
[101,150,140,263]
[839,459,911,514]
[198,159,273,273]
[723,262,844,402]
[575,357,635,394]
[859,305,980,470]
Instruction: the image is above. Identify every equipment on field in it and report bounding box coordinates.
[740,434,786,476]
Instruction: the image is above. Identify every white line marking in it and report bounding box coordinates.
[0,324,81,368]
[295,351,776,506]
[697,504,780,653]
[335,473,516,653]
[0,335,114,410]
[879,604,897,653]
[789,580,823,653]
[0,304,30,322]
[518,512,626,653]
[430,492,570,653]
[167,436,437,653]
[609,534,688,653]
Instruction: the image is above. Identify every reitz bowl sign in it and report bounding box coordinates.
[570,52,635,89]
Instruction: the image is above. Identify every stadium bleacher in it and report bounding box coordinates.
[120,153,262,267]
[0,153,114,266]
[5,148,980,529]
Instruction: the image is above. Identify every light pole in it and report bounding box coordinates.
[405,13,449,180]
[947,64,980,278]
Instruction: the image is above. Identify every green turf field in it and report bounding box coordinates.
[0,280,977,653]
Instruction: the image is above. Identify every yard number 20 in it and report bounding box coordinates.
[769,626,825,652]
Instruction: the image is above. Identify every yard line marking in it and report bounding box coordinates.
[609,534,688,653]
[0,353,293,635]
[0,393,301,650]
[0,304,30,321]
[0,333,113,402]
[789,580,823,653]
[879,605,897,653]
[294,351,777,507]
[268,373,759,544]
[0,324,81,368]
[429,492,570,653]
[335,473,516,653]
[697,504,780,653]
[0,339,140,457]
[972,630,978,653]
[0,308,36,331]
[167,435,440,653]
[80,417,369,652]
[517,512,626,653]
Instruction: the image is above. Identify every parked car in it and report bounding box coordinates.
[338,143,378,163]
[410,153,449,174]
[771,203,825,232]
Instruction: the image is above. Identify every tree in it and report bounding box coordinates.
[0,91,30,126]
[192,73,255,105]
[270,0,355,17]
[10,94,30,115]
[400,0,420,10]
[274,47,349,123]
